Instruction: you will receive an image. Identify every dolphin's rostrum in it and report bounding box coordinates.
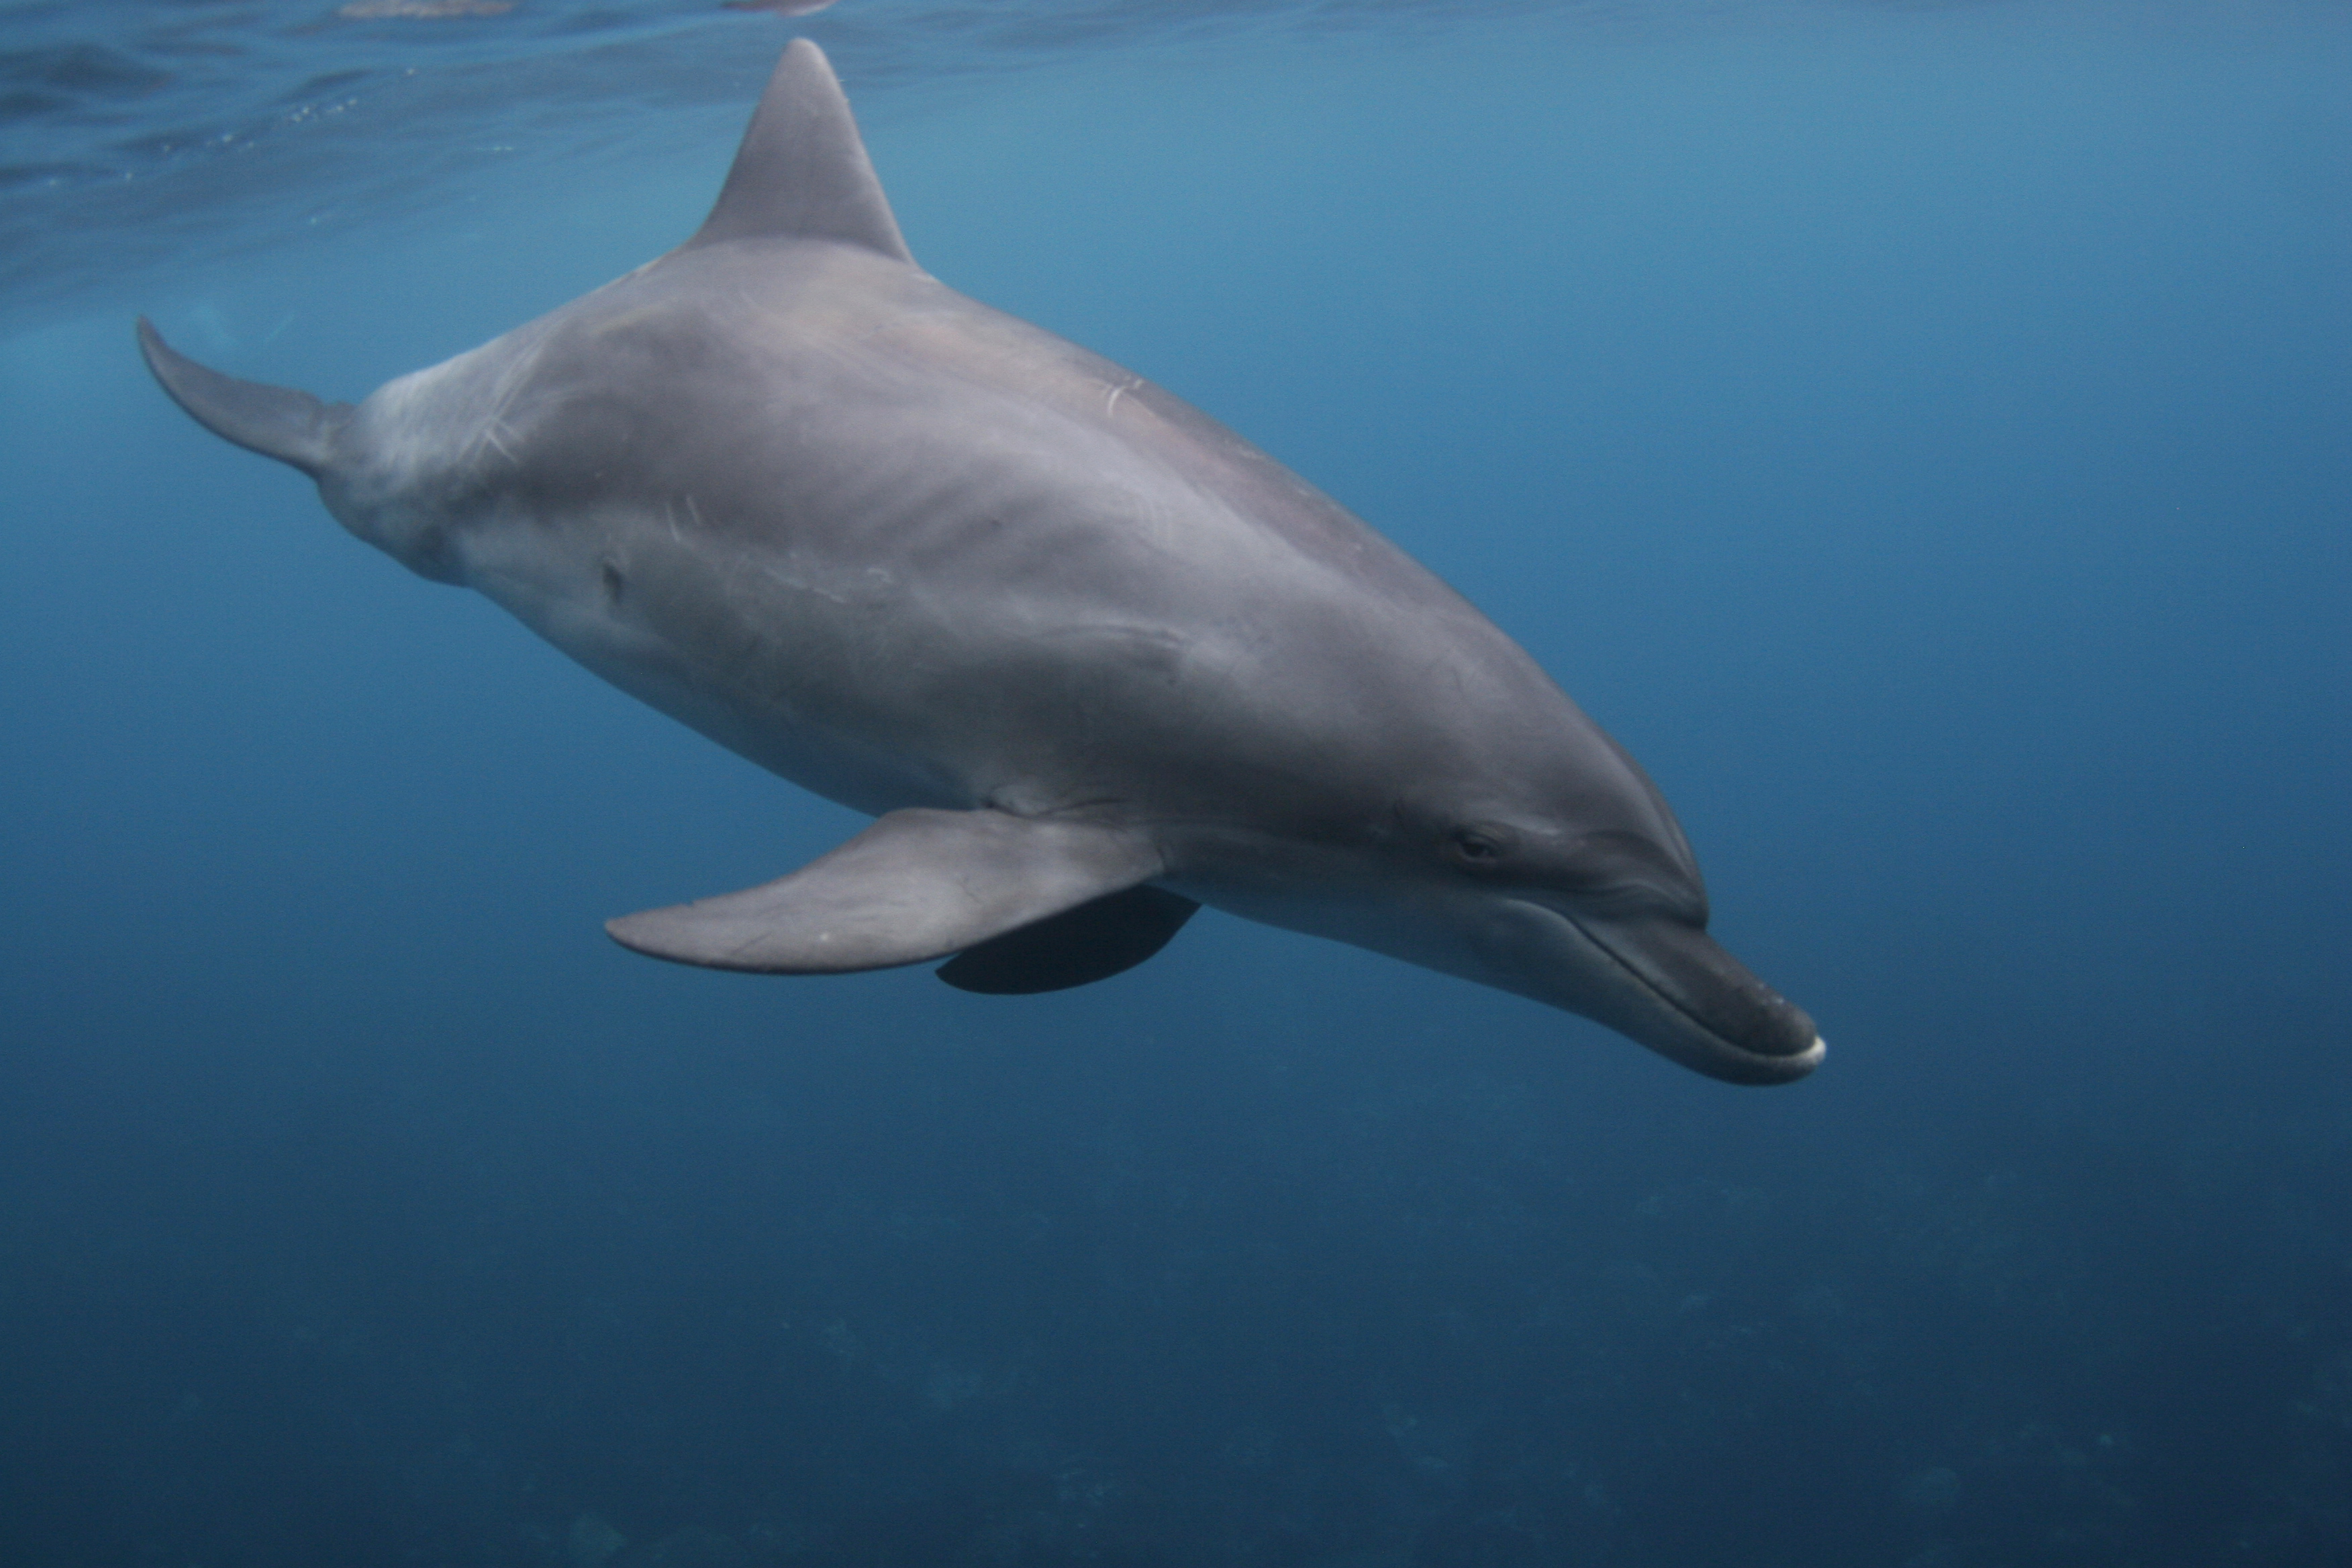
[140,41,1822,1085]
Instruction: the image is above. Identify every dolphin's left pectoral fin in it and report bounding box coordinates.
[605,807,1166,976]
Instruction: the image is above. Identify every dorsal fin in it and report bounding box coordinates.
[683,39,913,263]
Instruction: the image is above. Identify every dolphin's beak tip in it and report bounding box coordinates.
[1715,1030,1824,1087]
[1775,1033,1828,1083]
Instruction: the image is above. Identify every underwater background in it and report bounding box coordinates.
[3,1,2350,1563]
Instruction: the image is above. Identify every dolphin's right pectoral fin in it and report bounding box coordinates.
[936,885,1199,995]
[605,807,1166,976]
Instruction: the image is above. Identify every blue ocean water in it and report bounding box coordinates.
[3,0,2349,1563]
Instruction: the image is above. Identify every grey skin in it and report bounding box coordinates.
[140,40,1822,1085]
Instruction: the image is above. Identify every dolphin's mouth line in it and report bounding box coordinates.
[1524,899,1805,1067]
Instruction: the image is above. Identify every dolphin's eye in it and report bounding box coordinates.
[1447,828,1510,870]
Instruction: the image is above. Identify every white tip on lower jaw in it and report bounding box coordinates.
[1720,1032,1824,1086]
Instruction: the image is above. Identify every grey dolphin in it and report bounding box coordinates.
[138,41,1822,1084]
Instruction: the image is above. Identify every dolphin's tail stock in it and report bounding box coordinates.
[136,318,350,479]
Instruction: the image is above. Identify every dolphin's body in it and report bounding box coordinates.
[140,41,1822,1084]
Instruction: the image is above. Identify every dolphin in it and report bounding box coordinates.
[138,40,1822,1084]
